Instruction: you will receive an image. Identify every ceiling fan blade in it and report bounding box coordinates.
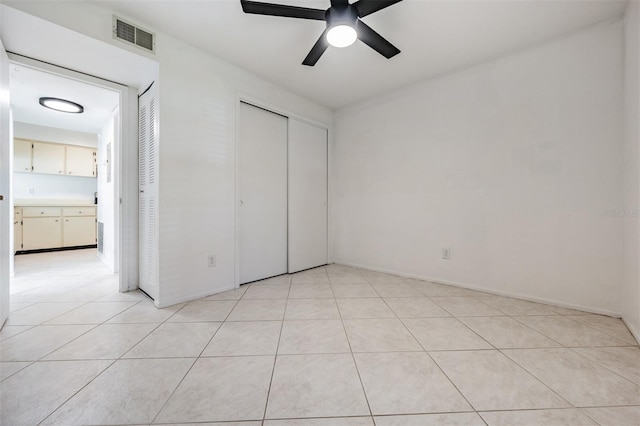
[330,0,349,6]
[302,29,330,66]
[353,0,402,18]
[241,0,326,20]
[357,20,400,59]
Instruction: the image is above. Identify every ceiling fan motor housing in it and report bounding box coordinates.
[326,4,359,30]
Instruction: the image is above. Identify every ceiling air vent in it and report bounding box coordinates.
[113,16,155,53]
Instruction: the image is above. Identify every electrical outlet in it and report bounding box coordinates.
[442,248,451,260]
[28,188,35,195]
[207,255,216,267]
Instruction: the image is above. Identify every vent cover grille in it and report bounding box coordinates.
[113,16,155,53]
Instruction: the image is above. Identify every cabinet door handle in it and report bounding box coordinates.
[58,171,63,174]
[55,219,59,222]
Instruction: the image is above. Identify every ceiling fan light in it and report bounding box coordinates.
[39,97,84,114]
[326,24,357,48]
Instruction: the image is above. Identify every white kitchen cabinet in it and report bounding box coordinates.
[14,139,32,173]
[32,142,65,175]
[66,145,96,177]
[14,208,22,252]
[22,213,63,250]
[63,216,96,247]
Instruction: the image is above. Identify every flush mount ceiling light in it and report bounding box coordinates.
[39,97,84,114]
[240,0,402,66]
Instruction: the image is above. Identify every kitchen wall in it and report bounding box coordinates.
[13,122,97,202]
[1,3,333,307]
[622,0,640,340]
[333,20,624,315]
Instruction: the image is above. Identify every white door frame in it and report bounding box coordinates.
[7,53,138,293]
[234,94,331,288]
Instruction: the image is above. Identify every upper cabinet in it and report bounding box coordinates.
[66,145,96,177]
[14,139,32,173]
[14,139,97,178]
[33,141,65,175]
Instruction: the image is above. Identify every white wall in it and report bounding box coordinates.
[622,0,640,340]
[333,21,624,315]
[1,2,334,307]
[97,107,117,271]
[13,122,97,202]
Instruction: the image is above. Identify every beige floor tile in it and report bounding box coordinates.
[410,282,477,297]
[364,275,406,284]
[581,406,640,426]
[9,302,34,312]
[46,286,115,302]
[285,299,340,320]
[204,286,248,300]
[503,348,640,406]
[45,301,138,324]
[124,322,220,358]
[0,361,31,381]
[385,297,451,318]
[325,264,360,274]
[573,347,640,385]
[165,422,261,426]
[355,352,471,415]
[337,298,395,319]
[202,321,282,356]
[243,283,291,299]
[288,284,334,299]
[96,289,151,302]
[42,358,194,425]
[430,350,570,411]
[344,319,422,352]
[567,314,638,345]
[431,297,504,317]
[291,275,331,285]
[514,316,631,347]
[0,360,110,425]
[156,356,274,423]
[168,300,236,322]
[331,284,379,298]
[265,354,369,419]
[264,418,373,426]
[329,274,369,284]
[403,318,492,351]
[480,409,597,426]
[279,320,350,354]
[227,299,287,321]
[0,324,94,361]
[0,325,32,342]
[6,302,85,325]
[370,283,423,298]
[253,274,292,285]
[45,323,157,360]
[477,296,560,316]
[459,317,561,349]
[374,413,484,426]
[107,301,185,323]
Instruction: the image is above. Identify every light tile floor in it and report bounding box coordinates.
[1,250,639,425]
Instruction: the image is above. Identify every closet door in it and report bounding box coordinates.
[138,83,159,300]
[288,119,328,273]
[239,102,288,284]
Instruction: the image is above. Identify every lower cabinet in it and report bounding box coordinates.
[63,216,96,247]
[16,206,96,252]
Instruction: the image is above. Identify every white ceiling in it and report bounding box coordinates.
[10,64,120,134]
[93,0,628,109]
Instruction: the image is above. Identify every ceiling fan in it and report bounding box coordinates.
[240,0,403,66]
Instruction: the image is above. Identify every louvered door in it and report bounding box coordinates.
[139,83,158,300]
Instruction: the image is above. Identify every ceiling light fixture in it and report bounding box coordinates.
[326,24,357,48]
[38,97,84,114]
[325,4,358,48]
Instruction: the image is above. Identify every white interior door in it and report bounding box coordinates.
[138,83,158,300]
[288,119,328,273]
[239,102,288,284]
[0,38,11,327]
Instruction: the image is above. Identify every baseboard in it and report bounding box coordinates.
[156,285,237,308]
[334,259,622,318]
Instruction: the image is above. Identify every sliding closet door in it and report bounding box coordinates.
[239,102,288,284]
[288,119,328,273]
